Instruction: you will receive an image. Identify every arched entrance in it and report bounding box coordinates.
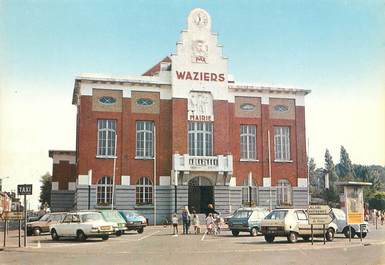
[188,176,214,213]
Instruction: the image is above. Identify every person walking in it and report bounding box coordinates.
[381,211,384,225]
[205,203,219,217]
[181,208,191,234]
[191,210,200,234]
[172,213,179,236]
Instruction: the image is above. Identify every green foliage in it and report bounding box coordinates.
[336,146,355,181]
[39,172,52,209]
[368,192,385,210]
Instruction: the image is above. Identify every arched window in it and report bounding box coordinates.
[97,176,113,206]
[136,177,153,205]
[277,179,292,206]
[242,178,258,206]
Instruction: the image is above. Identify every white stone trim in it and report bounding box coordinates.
[68,182,76,191]
[51,182,59,191]
[159,176,171,186]
[263,177,271,187]
[229,177,236,187]
[121,175,130,186]
[77,175,89,185]
[53,154,76,164]
[297,178,308,188]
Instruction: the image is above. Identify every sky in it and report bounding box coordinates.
[0,0,384,209]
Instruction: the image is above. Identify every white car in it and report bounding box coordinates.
[260,208,338,243]
[332,208,369,238]
[49,212,114,241]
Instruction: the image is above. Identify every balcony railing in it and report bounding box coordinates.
[172,154,233,172]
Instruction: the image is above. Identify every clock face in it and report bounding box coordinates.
[193,12,208,27]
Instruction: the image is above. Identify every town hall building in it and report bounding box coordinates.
[50,8,310,224]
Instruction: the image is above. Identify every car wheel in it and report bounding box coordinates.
[77,230,87,242]
[33,227,41,236]
[361,232,367,238]
[326,228,335,242]
[287,232,298,243]
[137,228,144,234]
[102,235,109,240]
[343,227,355,238]
[264,235,275,243]
[116,230,122,237]
[302,236,310,242]
[231,230,239,237]
[250,228,258,237]
[51,229,59,241]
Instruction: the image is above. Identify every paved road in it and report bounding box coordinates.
[1,224,385,265]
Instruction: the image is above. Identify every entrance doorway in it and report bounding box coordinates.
[188,176,214,213]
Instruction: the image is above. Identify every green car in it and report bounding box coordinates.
[97,210,127,236]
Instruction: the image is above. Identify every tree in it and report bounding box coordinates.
[368,192,385,210]
[337,146,355,181]
[322,149,340,205]
[39,172,52,209]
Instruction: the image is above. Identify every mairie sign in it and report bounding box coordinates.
[308,205,334,225]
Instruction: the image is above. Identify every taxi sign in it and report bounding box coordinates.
[17,184,33,195]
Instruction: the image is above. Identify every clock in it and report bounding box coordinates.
[193,11,208,28]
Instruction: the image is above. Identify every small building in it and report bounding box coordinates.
[50,8,310,223]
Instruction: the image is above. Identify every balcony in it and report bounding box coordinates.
[172,154,233,173]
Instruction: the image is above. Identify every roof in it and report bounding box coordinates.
[229,83,311,95]
[142,56,171,76]
[49,150,76,158]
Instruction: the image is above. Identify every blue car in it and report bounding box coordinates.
[228,207,269,237]
[119,210,147,234]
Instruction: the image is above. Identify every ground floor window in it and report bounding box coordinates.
[97,176,113,206]
[136,177,153,205]
[277,179,292,206]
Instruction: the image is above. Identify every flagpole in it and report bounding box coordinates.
[111,133,117,210]
[153,125,157,225]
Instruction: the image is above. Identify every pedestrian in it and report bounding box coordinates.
[181,208,191,234]
[172,213,179,236]
[381,211,384,226]
[191,210,200,234]
[205,203,219,217]
[206,213,215,235]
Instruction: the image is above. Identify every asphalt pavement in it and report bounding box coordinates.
[1,224,385,265]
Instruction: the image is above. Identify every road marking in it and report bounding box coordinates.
[138,231,160,241]
[37,240,41,248]
[201,231,207,241]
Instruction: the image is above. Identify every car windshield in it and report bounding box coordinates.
[101,211,125,222]
[81,213,103,222]
[233,210,252,219]
[124,211,140,218]
[265,210,288,220]
[39,214,49,221]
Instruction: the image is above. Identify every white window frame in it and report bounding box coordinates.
[277,179,292,206]
[274,127,291,161]
[188,122,213,156]
[135,121,154,159]
[96,176,113,206]
[240,125,257,160]
[136,177,153,205]
[97,120,116,158]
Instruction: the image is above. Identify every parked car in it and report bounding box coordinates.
[27,212,67,236]
[228,207,269,237]
[97,210,127,236]
[332,208,369,238]
[119,210,147,234]
[260,208,338,243]
[49,211,114,241]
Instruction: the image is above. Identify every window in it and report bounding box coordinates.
[136,177,153,205]
[296,210,307,221]
[136,121,154,158]
[188,122,213,156]
[240,125,256,160]
[265,210,288,220]
[63,214,73,223]
[274,127,290,161]
[97,176,113,206]
[97,120,116,157]
[241,178,257,206]
[277,179,292,206]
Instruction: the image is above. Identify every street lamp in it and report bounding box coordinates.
[0,176,10,192]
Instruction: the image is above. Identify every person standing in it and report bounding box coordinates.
[381,211,384,225]
[172,213,179,236]
[191,210,200,234]
[181,208,191,234]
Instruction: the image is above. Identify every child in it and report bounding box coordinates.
[191,210,200,234]
[172,213,179,236]
[206,213,214,234]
